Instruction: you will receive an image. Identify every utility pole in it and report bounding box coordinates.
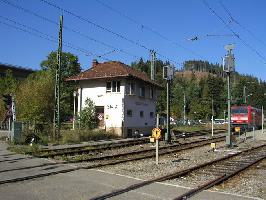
[150,50,156,80]
[54,15,63,141]
[223,44,235,148]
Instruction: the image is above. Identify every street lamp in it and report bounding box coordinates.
[73,91,77,130]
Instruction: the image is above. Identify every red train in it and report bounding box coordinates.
[231,105,262,132]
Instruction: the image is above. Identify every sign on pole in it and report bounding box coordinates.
[152,128,161,165]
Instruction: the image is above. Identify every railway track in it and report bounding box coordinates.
[0,135,225,185]
[67,136,225,167]
[38,137,150,158]
[89,144,266,200]
[38,129,226,158]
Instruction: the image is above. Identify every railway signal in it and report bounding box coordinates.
[223,44,235,148]
[163,65,174,143]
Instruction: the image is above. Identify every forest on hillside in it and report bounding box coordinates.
[131,59,266,120]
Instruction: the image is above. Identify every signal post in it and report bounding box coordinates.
[152,127,161,165]
[223,44,235,148]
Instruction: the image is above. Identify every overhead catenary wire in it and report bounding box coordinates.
[187,19,234,42]
[39,0,149,50]
[0,0,140,60]
[95,0,205,60]
[203,0,266,64]
[0,17,112,61]
[219,1,266,48]
[38,0,181,66]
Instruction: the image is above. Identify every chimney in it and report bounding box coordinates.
[92,59,99,67]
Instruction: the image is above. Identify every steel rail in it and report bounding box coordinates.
[38,129,226,157]
[174,150,266,199]
[39,138,149,153]
[67,136,225,164]
[38,138,150,158]
[89,144,266,200]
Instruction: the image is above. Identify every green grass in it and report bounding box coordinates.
[171,125,207,133]
[60,129,119,144]
[7,143,42,155]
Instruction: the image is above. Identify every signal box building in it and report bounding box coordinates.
[67,60,162,137]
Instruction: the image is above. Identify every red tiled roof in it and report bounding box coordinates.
[67,61,162,88]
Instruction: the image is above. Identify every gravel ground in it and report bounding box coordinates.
[96,138,266,199]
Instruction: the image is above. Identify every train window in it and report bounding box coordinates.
[231,107,248,114]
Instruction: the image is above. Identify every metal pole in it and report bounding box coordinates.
[12,96,16,122]
[165,80,170,142]
[54,15,63,141]
[211,116,214,137]
[150,50,156,80]
[262,106,264,134]
[156,139,159,165]
[253,113,255,141]
[183,92,186,125]
[227,71,232,147]
[211,99,214,137]
[156,114,159,128]
[243,85,246,104]
[73,92,76,130]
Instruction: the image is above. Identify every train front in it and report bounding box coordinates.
[231,106,251,132]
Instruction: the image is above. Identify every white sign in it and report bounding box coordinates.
[98,114,103,121]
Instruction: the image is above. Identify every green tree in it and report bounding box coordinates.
[79,98,97,129]
[16,70,54,123]
[40,51,81,120]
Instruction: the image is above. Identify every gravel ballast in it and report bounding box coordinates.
[95,138,266,199]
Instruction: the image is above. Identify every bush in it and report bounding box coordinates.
[79,98,97,129]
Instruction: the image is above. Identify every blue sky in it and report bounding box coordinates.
[1,0,266,80]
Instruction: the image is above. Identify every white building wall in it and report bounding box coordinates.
[77,78,159,137]
[124,95,156,136]
[78,79,125,136]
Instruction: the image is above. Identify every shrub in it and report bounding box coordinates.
[79,98,97,129]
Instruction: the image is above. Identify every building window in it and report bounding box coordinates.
[140,111,144,118]
[106,82,111,93]
[150,112,154,118]
[127,110,132,117]
[106,81,120,93]
[139,86,145,97]
[126,82,135,95]
[149,86,154,99]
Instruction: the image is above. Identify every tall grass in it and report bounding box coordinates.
[61,129,119,144]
